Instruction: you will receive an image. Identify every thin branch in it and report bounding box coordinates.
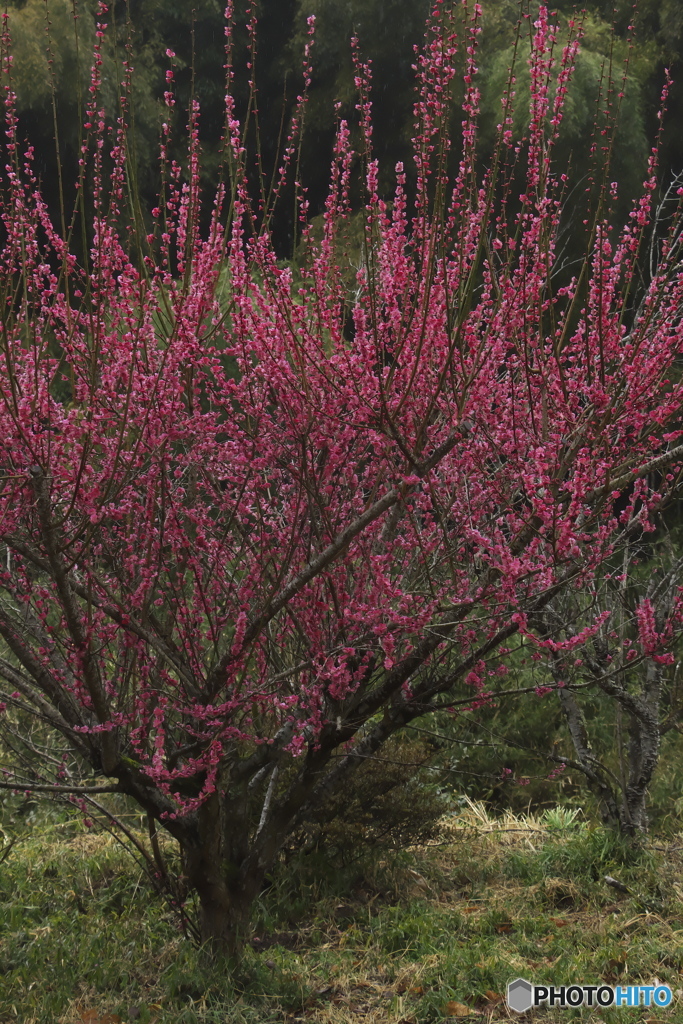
[0,780,121,794]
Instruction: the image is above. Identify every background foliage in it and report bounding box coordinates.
[4,0,683,245]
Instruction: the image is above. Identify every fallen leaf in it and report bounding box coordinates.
[444,1000,474,1017]
[495,922,513,933]
[549,917,570,926]
[409,985,425,995]
[484,990,503,1003]
[462,906,480,914]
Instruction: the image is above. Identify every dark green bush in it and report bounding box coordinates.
[289,735,448,858]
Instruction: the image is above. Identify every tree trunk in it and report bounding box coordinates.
[183,846,256,956]
[556,685,622,827]
[180,792,264,958]
[618,679,661,837]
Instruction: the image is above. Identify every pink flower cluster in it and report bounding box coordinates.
[0,5,681,815]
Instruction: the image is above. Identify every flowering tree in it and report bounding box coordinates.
[1,1,683,953]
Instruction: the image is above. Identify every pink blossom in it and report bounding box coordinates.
[0,2,680,833]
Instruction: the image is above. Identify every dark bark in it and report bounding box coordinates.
[179,791,265,956]
[183,847,256,955]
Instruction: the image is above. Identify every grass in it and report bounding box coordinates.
[1,799,683,1023]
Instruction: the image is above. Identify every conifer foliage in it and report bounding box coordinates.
[1,1,683,951]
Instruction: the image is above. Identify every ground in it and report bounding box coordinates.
[1,800,682,1023]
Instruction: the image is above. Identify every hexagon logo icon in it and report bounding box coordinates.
[507,977,534,1014]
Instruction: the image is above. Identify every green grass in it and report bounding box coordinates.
[1,801,683,1023]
